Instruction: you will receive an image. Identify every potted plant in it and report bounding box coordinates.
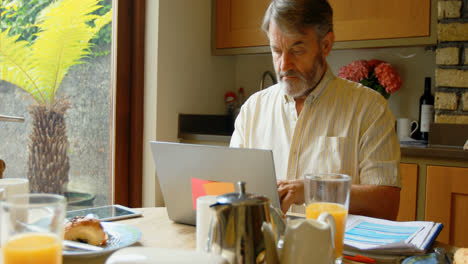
[0,0,111,194]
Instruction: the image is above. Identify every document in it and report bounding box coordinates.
[344,214,443,255]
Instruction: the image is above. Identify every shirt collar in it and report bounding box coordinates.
[282,64,335,104]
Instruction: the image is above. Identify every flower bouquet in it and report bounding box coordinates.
[338,60,402,99]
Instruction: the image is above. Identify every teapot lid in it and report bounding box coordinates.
[216,181,269,206]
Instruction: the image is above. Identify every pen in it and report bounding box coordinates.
[343,254,376,264]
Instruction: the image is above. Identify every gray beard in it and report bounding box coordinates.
[281,80,312,98]
[278,53,326,98]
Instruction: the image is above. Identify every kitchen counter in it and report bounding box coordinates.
[179,133,231,143]
[178,131,468,161]
[179,115,468,160]
[401,144,468,161]
[178,114,234,138]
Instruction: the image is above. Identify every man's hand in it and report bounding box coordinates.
[277,180,401,220]
[277,179,305,214]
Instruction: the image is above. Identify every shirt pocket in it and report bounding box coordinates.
[307,136,349,175]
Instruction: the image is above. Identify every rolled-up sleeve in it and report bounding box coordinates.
[358,100,401,188]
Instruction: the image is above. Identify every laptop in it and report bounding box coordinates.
[150,141,281,225]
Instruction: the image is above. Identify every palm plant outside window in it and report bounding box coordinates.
[0,0,114,209]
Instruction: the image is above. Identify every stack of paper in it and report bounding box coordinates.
[343,215,443,262]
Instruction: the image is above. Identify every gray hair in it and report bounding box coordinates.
[262,0,333,39]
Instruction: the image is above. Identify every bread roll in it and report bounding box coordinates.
[454,248,468,264]
[64,216,108,246]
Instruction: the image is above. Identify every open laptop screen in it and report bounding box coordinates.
[150,141,280,225]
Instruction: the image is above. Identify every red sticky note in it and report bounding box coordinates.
[191,177,213,210]
[191,178,236,210]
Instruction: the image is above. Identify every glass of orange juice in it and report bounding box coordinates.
[1,193,66,264]
[304,173,351,264]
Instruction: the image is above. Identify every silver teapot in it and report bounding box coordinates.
[206,182,285,264]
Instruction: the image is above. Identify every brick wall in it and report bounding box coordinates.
[436,0,468,124]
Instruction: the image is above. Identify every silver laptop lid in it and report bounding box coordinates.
[150,141,280,225]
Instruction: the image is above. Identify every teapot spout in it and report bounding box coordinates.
[262,222,280,264]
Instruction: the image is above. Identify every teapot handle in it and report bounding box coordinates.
[318,212,336,252]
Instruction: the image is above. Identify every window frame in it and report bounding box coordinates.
[114,0,145,207]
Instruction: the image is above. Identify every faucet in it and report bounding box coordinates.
[260,70,277,91]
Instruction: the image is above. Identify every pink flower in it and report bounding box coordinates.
[337,60,369,82]
[338,59,402,99]
[367,59,384,69]
[374,63,402,94]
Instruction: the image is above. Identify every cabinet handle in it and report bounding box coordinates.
[0,114,25,123]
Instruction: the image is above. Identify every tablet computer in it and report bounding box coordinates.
[66,204,142,221]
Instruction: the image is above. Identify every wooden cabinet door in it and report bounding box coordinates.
[426,166,468,247]
[397,163,418,221]
[328,0,430,41]
[214,0,432,51]
[215,0,270,49]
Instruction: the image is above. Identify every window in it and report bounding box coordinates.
[0,0,144,209]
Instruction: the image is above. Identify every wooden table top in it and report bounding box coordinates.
[64,207,196,264]
[63,207,458,264]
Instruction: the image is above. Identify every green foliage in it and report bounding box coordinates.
[89,0,112,47]
[0,0,51,43]
[0,0,112,55]
[0,0,112,105]
[360,73,390,99]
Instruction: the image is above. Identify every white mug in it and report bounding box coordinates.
[397,118,418,141]
[0,178,29,199]
[196,195,218,252]
[0,179,27,247]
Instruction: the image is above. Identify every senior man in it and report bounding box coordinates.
[230,0,401,220]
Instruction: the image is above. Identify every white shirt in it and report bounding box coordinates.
[230,67,401,188]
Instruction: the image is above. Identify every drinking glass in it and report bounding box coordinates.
[304,173,351,263]
[1,193,66,264]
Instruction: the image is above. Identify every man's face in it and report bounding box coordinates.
[268,22,327,98]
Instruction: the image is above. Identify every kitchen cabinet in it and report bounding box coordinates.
[397,163,418,221]
[214,0,270,49]
[213,0,436,54]
[425,165,468,247]
[330,0,430,42]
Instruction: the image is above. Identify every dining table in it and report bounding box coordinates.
[62,207,457,264]
[64,207,195,264]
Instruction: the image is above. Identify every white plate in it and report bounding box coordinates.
[63,222,141,257]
